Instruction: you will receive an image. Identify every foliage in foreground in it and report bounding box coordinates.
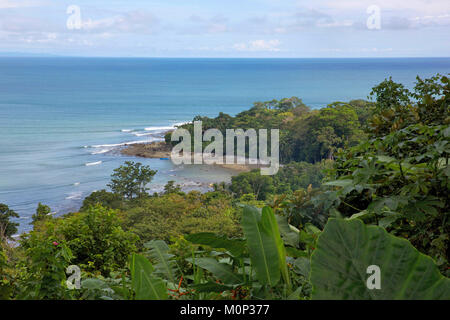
[21,205,138,279]
[318,74,449,273]
[83,206,448,300]
[311,219,449,299]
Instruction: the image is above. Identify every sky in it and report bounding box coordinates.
[0,0,449,57]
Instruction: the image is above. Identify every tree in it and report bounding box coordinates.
[272,161,329,194]
[230,170,275,200]
[286,104,363,163]
[327,100,375,127]
[0,204,19,240]
[368,77,416,137]
[31,203,51,225]
[80,189,124,211]
[369,76,411,111]
[108,161,157,199]
[277,97,307,112]
[412,74,449,125]
[163,181,183,195]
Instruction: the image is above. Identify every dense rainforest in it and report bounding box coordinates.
[0,74,449,300]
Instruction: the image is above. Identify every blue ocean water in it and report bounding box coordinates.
[1,57,449,233]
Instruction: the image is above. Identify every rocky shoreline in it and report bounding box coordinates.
[119,139,259,173]
[120,141,172,159]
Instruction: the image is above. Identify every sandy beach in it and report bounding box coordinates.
[119,139,261,173]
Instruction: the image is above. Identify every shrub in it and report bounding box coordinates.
[122,192,240,244]
[0,204,19,240]
[80,190,124,211]
[22,205,138,277]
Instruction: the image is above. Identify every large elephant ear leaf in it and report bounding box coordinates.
[242,205,280,286]
[310,219,450,300]
[129,253,168,300]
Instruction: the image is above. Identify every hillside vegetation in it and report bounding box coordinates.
[0,74,448,300]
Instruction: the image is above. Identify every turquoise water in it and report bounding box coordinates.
[1,57,449,233]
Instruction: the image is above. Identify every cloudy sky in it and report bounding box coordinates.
[0,0,449,57]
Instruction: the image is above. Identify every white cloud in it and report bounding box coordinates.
[182,14,230,34]
[80,11,159,34]
[316,19,353,28]
[322,0,450,14]
[233,39,281,52]
[409,13,450,26]
[360,47,393,52]
[239,8,357,35]
[0,0,46,9]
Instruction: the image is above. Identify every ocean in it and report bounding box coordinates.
[1,57,449,233]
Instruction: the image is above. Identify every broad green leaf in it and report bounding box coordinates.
[293,257,310,278]
[129,253,167,300]
[81,278,109,290]
[285,247,308,258]
[323,180,353,187]
[404,197,444,221]
[261,207,291,288]
[368,197,400,212]
[375,155,397,163]
[144,240,178,283]
[275,215,299,248]
[379,214,400,228]
[242,205,280,286]
[304,223,321,235]
[348,210,372,220]
[443,126,450,138]
[286,287,303,300]
[444,165,450,177]
[188,257,243,285]
[185,233,246,257]
[311,219,450,300]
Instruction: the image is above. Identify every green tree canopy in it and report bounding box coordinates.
[31,203,51,225]
[108,161,157,199]
[80,189,124,211]
[230,169,275,200]
[0,204,19,239]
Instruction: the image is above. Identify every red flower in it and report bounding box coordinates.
[52,241,59,246]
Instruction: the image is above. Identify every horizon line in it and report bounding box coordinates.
[0,54,449,59]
